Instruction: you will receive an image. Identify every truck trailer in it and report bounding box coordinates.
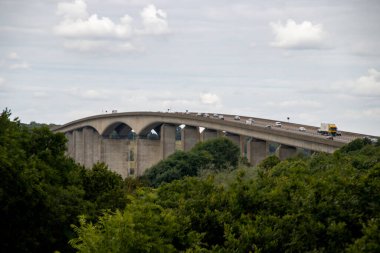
[318,123,337,136]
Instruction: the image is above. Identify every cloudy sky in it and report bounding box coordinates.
[0,0,379,135]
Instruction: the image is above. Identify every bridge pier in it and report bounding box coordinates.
[181,126,200,151]
[83,127,95,167]
[247,138,268,166]
[226,133,240,147]
[136,138,161,176]
[201,129,217,141]
[101,138,129,178]
[74,129,84,165]
[65,131,74,158]
[276,144,297,160]
[160,124,176,159]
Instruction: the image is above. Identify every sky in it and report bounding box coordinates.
[0,0,379,136]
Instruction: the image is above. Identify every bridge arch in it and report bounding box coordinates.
[102,121,134,139]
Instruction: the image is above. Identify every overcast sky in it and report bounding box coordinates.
[0,0,379,135]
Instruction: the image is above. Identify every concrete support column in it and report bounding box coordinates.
[83,127,94,168]
[226,133,241,149]
[160,124,176,159]
[240,136,248,158]
[247,138,268,166]
[65,132,74,158]
[277,144,297,160]
[136,138,161,176]
[101,138,129,178]
[181,126,200,151]
[93,132,101,164]
[201,129,217,141]
[74,129,84,165]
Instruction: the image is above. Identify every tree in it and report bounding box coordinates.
[191,137,240,170]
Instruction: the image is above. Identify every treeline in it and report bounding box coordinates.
[70,138,380,252]
[1,108,380,252]
[0,109,142,252]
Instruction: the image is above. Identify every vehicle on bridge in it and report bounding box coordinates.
[318,123,338,136]
[234,115,240,120]
[275,122,282,127]
[246,118,254,125]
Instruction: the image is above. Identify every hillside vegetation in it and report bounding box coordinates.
[1,109,379,252]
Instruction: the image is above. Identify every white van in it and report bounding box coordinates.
[275,122,282,127]
[245,118,254,125]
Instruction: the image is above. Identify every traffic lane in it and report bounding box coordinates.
[188,112,359,142]
[223,116,357,143]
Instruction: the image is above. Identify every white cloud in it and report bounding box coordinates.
[3,52,30,70]
[354,68,380,96]
[66,88,109,100]
[56,0,88,20]
[55,14,133,39]
[273,100,321,109]
[138,4,169,35]
[334,68,380,97]
[33,91,48,98]
[200,93,220,105]
[0,77,5,89]
[270,19,325,49]
[344,108,380,120]
[7,52,20,60]
[63,40,137,52]
[9,62,30,69]
[54,0,169,52]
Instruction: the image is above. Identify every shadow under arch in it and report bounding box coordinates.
[138,121,166,137]
[102,121,134,139]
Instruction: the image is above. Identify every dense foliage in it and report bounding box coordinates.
[142,137,240,187]
[72,138,380,252]
[1,108,379,252]
[0,109,136,252]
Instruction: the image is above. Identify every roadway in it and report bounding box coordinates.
[175,112,371,144]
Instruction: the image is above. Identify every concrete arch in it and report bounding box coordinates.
[102,121,133,139]
[66,124,102,135]
[138,122,166,136]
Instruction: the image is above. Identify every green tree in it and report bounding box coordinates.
[191,137,240,170]
[0,109,131,252]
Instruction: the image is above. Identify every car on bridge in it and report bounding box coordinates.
[275,122,282,127]
[299,127,306,132]
[234,115,240,120]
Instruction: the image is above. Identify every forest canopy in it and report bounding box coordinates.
[0,108,379,252]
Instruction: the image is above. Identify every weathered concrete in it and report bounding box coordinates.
[247,138,268,166]
[83,127,94,167]
[225,133,244,156]
[101,139,129,178]
[74,129,84,165]
[201,129,217,141]
[277,144,297,160]
[136,138,161,176]
[160,124,176,159]
[181,126,199,151]
[65,132,74,158]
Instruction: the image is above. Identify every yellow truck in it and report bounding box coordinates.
[318,123,338,136]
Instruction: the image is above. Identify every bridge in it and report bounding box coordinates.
[53,111,365,178]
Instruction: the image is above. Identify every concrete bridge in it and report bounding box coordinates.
[53,111,360,178]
